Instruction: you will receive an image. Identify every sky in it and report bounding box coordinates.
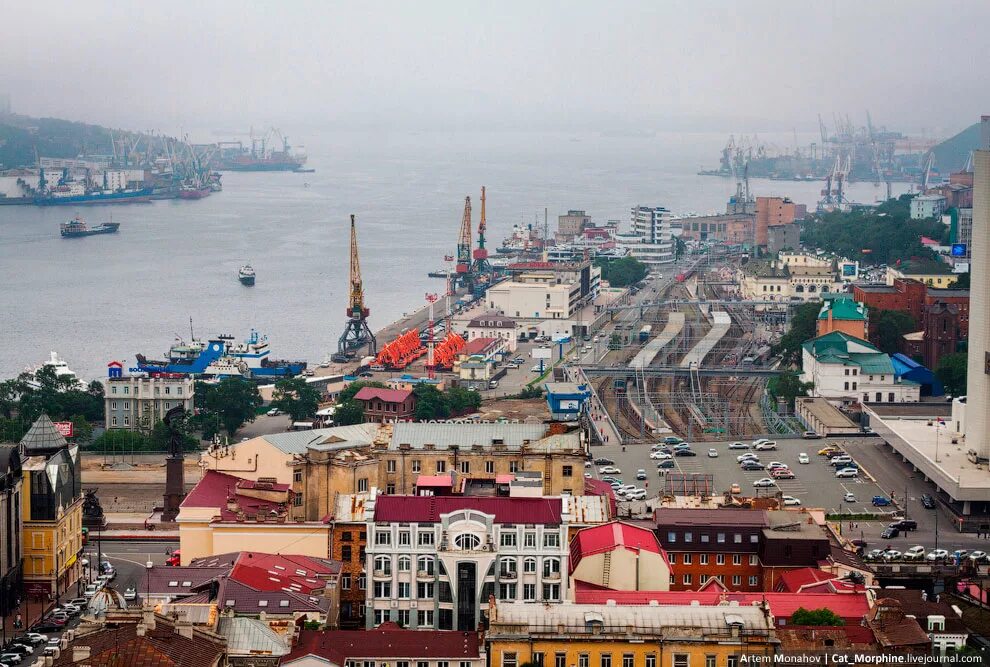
[2,0,988,138]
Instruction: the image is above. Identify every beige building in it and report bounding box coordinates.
[738,253,846,311]
[569,522,671,592]
[104,364,195,431]
[557,209,591,242]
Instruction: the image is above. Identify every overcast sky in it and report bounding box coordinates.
[3,0,987,138]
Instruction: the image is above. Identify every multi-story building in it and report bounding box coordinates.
[923,301,964,369]
[737,255,846,312]
[816,299,868,338]
[911,194,948,219]
[363,493,573,631]
[569,521,671,591]
[485,261,601,335]
[801,332,920,405]
[755,196,804,247]
[465,312,519,352]
[673,213,755,246]
[886,260,958,288]
[19,415,83,597]
[283,627,484,667]
[557,209,592,243]
[949,207,974,261]
[104,363,195,431]
[325,493,371,627]
[616,206,675,265]
[768,223,801,253]
[486,600,776,667]
[853,279,970,352]
[354,387,417,423]
[967,116,990,465]
[0,445,22,618]
[292,423,587,521]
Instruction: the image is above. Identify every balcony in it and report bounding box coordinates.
[416,570,434,580]
[499,570,518,581]
[543,571,561,581]
[372,569,391,580]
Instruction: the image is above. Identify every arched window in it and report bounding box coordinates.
[454,533,482,550]
[821,285,830,293]
[398,556,411,572]
[542,558,560,577]
[523,557,537,573]
[499,557,517,577]
[795,284,805,293]
[807,285,817,293]
[417,556,435,575]
[374,556,391,575]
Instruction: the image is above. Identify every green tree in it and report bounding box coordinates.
[201,378,262,437]
[516,386,544,399]
[594,256,647,287]
[789,607,844,626]
[446,386,481,414]
[873,309,917,355]
[954,272,971,289]
[767,374,813,410]
[772,302,821,365]
[69,415,94,445]
[272,377,322,422]
[332,400,365,426]
[413,385,451,420]
[936,352,968,396]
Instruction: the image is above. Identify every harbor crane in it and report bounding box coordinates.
[335,215,377,361]
[470,186,493,293]
[454,196,474,291]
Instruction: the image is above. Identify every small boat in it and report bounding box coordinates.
[60,216,120,238]
[238,264,256,285]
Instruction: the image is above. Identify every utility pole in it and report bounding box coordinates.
[425,294,439,379]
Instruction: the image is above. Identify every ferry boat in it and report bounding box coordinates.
[60,216,120,238]
[135,329,306,378]
[25,352,85,389]
[238,264,256,285]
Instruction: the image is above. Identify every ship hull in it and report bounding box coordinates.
[239,275,255,285]
[60,223,120,238]
[220,162,305,172]
[178,188,211,200]
[37,189,154,206]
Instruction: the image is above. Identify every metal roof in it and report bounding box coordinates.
[19,414,67,453]
[258,423,379,454]
[387,422,550,451]
[217,616,290,657]
[373,495,563,524]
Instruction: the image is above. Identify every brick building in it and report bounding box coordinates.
[816,299,868,338]
[853,279,969,347]
[923,301,964,369]
[354,387,417,423]
[755,196,804,247]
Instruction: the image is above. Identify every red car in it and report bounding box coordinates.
[771,469,795,480]
[165,549,181,566]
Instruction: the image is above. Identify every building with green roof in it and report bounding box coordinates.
[816,299,868,339]
[800,331,920,406]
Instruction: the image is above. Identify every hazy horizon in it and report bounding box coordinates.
[3,0,988,139]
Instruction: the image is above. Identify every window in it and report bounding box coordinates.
[373,581,391,597]
[844,381,849,390]
[542,583,560,600]
[417,582,434,598]
[580,655,590,667]
[485,460,495,474]
[683,574,692,585]
[454,533,481,550]
[293,493,303,507]
[701,534,709,543]
[852,382,857,390]
[668,553,677,565]
[750,534,758,544]
[418,531,435,547]
[523,557,537,573]
[562,465,573,477]
[358,478,368,492]
[358,574,366,590]
[667,531,677,543]
[436,460,447,473]
[398,555,411,571]
[889,392,895,402]
[375,530,391,546]
[728,657,738,667]
[706,656,716,667]
[500,532,517,548]
[734,533,741,543]
[749,576,759,586]
[673,655,689,667]
[398,582,410,598]
[293,470,302,483]
[374,555,392,575]
[524,532,536,548]
[623,656,634,667]
[397,609,410,627]
[398,531,411,546]
[460,461,470,474]
[417,610,434,627]
[716,554,725,565]
[111,401,117,410]
[387,459,396,473]
[732,554,741,565]
[749,554,758,565]
[684,531,693,543]
[647,656,656,667]
[341,531,352,542]
[717,533,725,543]
[340,573,351,590]
[543,558,560,577]
[504,653,518,667]
[700,554,709,565]
[418,556,435,575]
[544,532,560,548]
[509,461,519,473]
[523,583,536,600]
[499,557,517,577]
[556,654,567,667]
[732,575,742,587]
[601,655,612,667]
[411,460,421,473]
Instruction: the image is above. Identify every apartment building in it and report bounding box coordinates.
[615,206,676,265]
[104,363,194,431]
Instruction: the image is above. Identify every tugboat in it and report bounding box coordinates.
[238,264,256,285]
[60,216,120,238]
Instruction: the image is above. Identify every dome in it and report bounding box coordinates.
[87,586,129,616]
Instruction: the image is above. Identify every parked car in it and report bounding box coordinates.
[797,453,810,464]
[0,652,24,664]
[921,494,936,509]
[83,584,98,597]
[829,456,854,467]
[882,549,903,562]
[926,549,950,562]
[903,546,926,560]
[663,436,683,445]
[599,466,621,474]
[657,459,676,469]
[754,441,777,451]
[753,478,777,488]
[818,446,842,457]
[124,587,137,601]
[707,449,718,458]
[674,449,696,457]
[835,467,859,478]
[22,634,46,645]
[737,453,759,462]
[872,496,892,507]
[266,408,281,416]
[593,457,614,466]
[889,519,917,531]
[729,483,742,494]
[843,492,857,503]
[766,461,788,470]
[771,469,795,479]
[970,551,988,562]
[881,526,900,539]
[30,624,60,634]
[650,451,672,460]
[741,461,765,470]
[636,469,647,480]
[68,598,87,609]
[781,496,801,506]
[952,550,970,561]
[672,442,691,450]
[802,431,822,439]
[866,549,885,560]
[728,442,750,450]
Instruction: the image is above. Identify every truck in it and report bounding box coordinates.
[638,325,652,342]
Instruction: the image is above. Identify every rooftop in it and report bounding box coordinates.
[795,397,858,429]
[180,470,293,521]
[283,625,481,663]
[354,387,413,403]
[654,508,768,528]
[254,423,378,455]
[892,258,953,275]
[19,414,67,453]
[462,337,499,355]
[818,299,867,321]
[467,312,516,329]
[570,521,665,572]
[386,422,563,451]
[373,495,563,524]
[803,331,894,375]
[216,616,289,658]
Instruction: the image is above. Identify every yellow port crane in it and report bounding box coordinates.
[335,214,377,360]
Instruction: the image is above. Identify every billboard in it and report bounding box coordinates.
[951,243,968,257]
[53,421,74,438]
[841,263,857,277]
[531,348,552,360]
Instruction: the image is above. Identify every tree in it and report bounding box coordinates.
[336,381,386,404]
[446,386,481,414]
[594,256,647,287]
[954,272,971,289]
[789,607,844,626]
[272,377,322,422]
[767,373,812,410]
[516,386,543,399]
[200,378,262,437]
[773,302,821,365]
[936,352,968,396]
[873,309,917,355]
[332,400,365,426]
[413,385,451,420]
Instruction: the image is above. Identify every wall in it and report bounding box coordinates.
[177,510,330,564]
[200,439,294,485]
[488,637,773,667]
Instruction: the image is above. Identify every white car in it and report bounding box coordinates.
[649,451,672,460]
[766,461,787,470]
[835,467,859,478]
[599,466,621,474]
[781,496,801,506]
[797,453,810,464]
[883,549,903,561]
[926,549,950,562]
[627,489,648,500]
[84,584,98,597]
[737,453,759,462]
[754,441,777,451]
[707,449,718,458]
[728,442,750,450]
[124,587,137,601]
[903,546,926,560]
[843,492,857,503]
[266,408,281,416]
[753,478,777,488]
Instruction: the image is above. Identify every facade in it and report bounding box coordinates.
[923,301,964,369]
[19,415,83,597]
[354,387,416,423]
[953,207,974,261]
[325,493,371,627]
[282,626,483,667]
[557,209,592,243]
[968,116,990,462]
[879,589,968,655]
[673,213,755,246]
[815,299,868,338]
[886,262,958,288]
[911,194,948,219]
[737,255,844,311]
[854,279,928,329]
[456,336,508,381]
[0,445,22,618]
[569,521,671,591]
[364,494,571,631]
[292,423,588,521]
[767,223,801,253]
[801,332,920,405]
[486,601,776,667]
[486,261,601,327]
[465,312,518,352]
[616,206,675,265]
[104,364,195,431]
[795,397,860,436]
[755,196,803,247]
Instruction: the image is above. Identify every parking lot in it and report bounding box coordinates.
[589,436,892,515]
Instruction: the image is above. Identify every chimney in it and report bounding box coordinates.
[72,646,92,662]
[175,620,194,639]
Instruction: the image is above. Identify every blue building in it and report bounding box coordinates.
[891,353,944,397]
[544,382,592,421]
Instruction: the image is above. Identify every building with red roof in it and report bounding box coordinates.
[353,386,416,423]
[569,521,671,592]
[281,625,484,667]
[456,336,508,381]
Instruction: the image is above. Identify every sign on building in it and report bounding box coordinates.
[53,421,74,438]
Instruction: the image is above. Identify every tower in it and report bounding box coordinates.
[470,186,493,291]
[454,196,473,291]
[336,215,377,359]
[161,406,186,522]
[966,116,990,460]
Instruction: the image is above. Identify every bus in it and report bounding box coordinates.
[638,325,652,342]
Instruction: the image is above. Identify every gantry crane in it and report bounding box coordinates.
[335,215,376,361]
[454,196,473,291]
[470,186,493,294]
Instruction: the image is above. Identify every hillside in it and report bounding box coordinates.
[0,112,140,170]
[931,121,979,173]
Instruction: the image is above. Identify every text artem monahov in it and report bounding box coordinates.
[740,655,985,665]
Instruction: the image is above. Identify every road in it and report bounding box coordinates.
[81,538,179,605]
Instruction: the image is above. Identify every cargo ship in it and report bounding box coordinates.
[37,186,153,206]
[215,130,307,172]
[178,185,211,199]
[60,216,120,238]
[135,329,306,378]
